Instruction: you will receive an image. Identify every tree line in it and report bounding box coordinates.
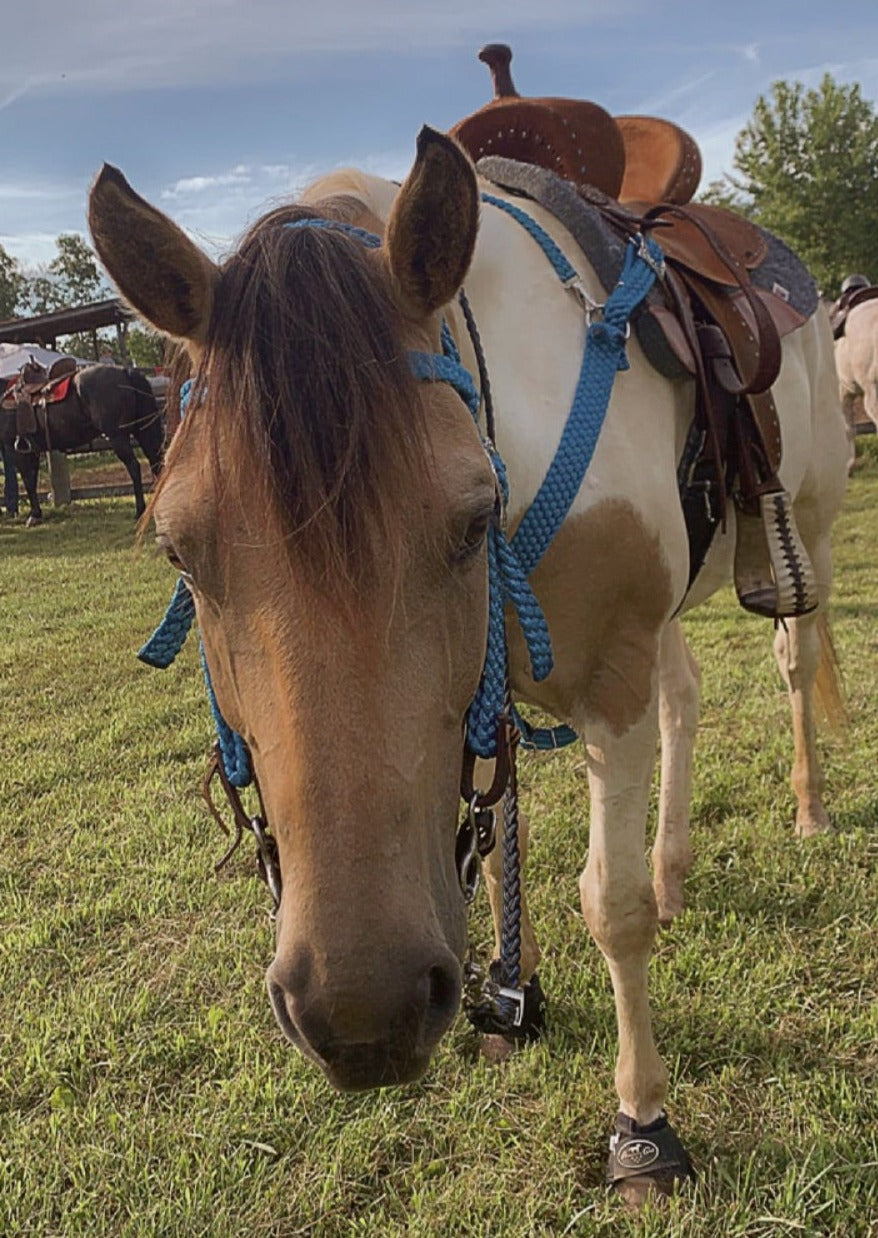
[701,73,878,293]
[0,233,163,367]
[1,70,876,358]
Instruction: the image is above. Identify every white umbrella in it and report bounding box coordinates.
[0,342,91,378]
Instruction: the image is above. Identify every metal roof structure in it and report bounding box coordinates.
[0,298,132,348]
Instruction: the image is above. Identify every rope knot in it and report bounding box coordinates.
[588,320,631,369]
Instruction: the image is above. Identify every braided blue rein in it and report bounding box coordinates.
[138,204,664,772]
[466,195,665,753]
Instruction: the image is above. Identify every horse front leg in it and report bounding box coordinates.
[579,704,693,1202]
[106,433,147,517]
[15,450,42,525]
[652,619,700,924]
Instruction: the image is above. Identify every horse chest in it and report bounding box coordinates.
[506,498,674,735]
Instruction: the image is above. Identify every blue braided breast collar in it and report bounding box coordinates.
[139,201,664,778]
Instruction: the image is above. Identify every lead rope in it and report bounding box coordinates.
[458,199,665,1039]
[499,677,522,992]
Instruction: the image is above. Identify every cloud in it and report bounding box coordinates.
[154,147,413,258]
[162,168,254,200]
[0,232,68,269]
[631,71,717,117]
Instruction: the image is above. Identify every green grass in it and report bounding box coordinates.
[2,464,877,1236]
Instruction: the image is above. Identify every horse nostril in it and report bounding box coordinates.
[424,960,461,1037]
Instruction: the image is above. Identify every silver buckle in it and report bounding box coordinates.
[496,985,526,1028]
[563,274,604,324]
[634,233,666,280]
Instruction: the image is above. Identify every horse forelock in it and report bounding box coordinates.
[175,193,433,599]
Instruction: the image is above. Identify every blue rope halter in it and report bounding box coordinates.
[139,203,664,775]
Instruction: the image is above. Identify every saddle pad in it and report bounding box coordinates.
[477,156,819,379]
[46,374,73,403]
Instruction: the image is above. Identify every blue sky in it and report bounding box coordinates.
[1,0,877,272]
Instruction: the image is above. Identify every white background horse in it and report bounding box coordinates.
[87,128,849,1202]
[836,298,878,468]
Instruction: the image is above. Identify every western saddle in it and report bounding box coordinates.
[829,278,878,339]
[1,355,78,448]
[449,44,819,620]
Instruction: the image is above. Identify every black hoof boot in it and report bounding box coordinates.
[607,1111,694,1204]
[465,960,547,1042]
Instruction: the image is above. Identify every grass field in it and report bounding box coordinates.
[2,446,877,1237]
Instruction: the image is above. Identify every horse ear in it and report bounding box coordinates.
[88,164,220,345]
[385,127,479,319]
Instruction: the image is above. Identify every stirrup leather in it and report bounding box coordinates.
[734,490,818,619]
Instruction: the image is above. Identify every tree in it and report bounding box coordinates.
[126,326,166,369]
[710,75,878,293]
[49,234,108,307]
[18,234,110,317]
[21,272,63,316]
[0,245,24,319]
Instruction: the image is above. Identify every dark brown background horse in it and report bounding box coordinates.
[0,364,163,524]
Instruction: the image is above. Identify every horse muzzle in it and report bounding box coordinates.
[266,944,462,1091]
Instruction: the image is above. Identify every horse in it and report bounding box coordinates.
[0,364,164,524]
[835,297,878,442]
[86,129,849,1201]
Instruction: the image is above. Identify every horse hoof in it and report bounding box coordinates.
[607,1111,694,1206]
[614,1173,678,1210]
[25,515,42,527]
[479,1033,518,1065]
[795,810,832,838]
[655,886,686,926]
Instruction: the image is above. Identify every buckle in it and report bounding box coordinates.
[634,232,666,280]
[563,274,604,323]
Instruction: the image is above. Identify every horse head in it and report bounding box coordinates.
[88,129,494,1090]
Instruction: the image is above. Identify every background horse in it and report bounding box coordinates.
[836,297,878,441]
[0,364,163,524]
[86,130,848,1201]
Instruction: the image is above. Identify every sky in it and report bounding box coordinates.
[1,0,877,273]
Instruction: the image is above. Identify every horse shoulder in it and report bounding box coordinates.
[509,497,678,736]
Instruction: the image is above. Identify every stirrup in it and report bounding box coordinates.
[734,490,818,619]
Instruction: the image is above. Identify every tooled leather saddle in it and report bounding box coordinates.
[449,44,819,620]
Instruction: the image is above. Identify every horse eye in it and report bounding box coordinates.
[155,534,188,575]
[453,510,491,565]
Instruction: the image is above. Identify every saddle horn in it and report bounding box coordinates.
[478,44,518,99]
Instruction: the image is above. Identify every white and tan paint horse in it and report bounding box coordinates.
[87,128,848,1199]
[836,297,878,451]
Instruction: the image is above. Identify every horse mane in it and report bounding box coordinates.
[164,185,432,598]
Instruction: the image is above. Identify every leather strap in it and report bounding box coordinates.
[645,202,782,397]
